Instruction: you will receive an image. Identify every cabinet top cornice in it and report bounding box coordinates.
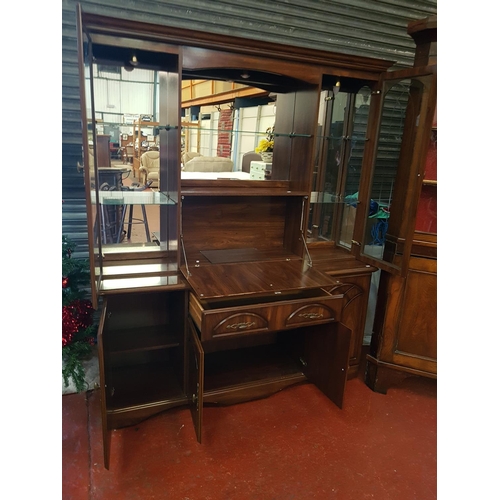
[81,11,394,76]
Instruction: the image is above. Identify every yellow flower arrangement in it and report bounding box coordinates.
[255,126,274,153]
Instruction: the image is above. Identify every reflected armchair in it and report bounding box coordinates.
[241,152,262,173]
[139,151,160,187]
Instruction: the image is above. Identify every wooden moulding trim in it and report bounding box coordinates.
[203,374,307,405]
[81,11,394,74]
[385,233,437,259]
[407,15,437,37]
[365,355,437,379]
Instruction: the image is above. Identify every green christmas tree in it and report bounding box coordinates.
[62,236,96,392]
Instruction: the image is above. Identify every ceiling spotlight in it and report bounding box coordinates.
[240,72,250,79]
[333,80,341,96]
[130,54,139,66]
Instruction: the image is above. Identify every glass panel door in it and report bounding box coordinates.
[77,10,183,297]
[76,6,99,307]
[355,68,436,275]
[308,85,372,248]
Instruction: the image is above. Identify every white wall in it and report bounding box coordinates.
[85,66,157,137]
[86,66,277,166]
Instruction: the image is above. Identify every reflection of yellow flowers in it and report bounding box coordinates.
[256,139,274,153]
[255,126,274,153]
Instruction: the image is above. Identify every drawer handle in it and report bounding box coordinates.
[226,321,256,330]
[298,312,324,319]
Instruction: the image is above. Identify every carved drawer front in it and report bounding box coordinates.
[206,311,270,339]
[281,300,340,329]
[189,290,342,342]
[189,293,273,341]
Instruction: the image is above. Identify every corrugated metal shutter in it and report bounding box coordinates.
[61,0,437,251]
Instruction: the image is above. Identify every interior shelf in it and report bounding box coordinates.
[181,183,308,197]
[107,326,180,353]
[99,274,186,292]
[106,361,184,412]
[204,343,305,393]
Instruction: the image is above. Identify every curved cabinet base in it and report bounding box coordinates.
[365,355,436,394]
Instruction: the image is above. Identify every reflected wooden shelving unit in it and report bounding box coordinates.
[132,117,159,178]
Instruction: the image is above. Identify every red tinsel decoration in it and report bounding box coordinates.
[62,276,69,288]
[62,299,94,347]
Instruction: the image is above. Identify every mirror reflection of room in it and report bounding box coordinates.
[85,63,278,247]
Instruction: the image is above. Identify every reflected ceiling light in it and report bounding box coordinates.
[333,80,341,96]
[240,72,250,79]
[130,54,139,66]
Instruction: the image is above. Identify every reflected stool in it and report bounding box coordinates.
[117,204,151,243]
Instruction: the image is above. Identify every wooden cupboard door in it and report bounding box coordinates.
[302,322,351,409]
[326,274,372,377]
[187,318,204,443]
[387,256,437,373]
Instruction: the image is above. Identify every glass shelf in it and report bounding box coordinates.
[180,125,311,138]
[310,192,350,204]
[91,190,176,206]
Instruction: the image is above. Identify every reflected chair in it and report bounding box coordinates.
[77,149,96,188]
[241,152,262,173]
[139,150,160,187]
[122,145,134,165]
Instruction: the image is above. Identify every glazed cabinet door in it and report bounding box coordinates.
[75,4,98,308]
[354,65,437,277]
[187,317,204,443]
[77,5,182,302]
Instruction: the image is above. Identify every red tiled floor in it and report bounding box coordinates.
[63,372,436,499]
[62,389,90,500]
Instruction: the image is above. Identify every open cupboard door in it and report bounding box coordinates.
[187,318,204,443]
[353,64,437,278]
[301,322,351,409]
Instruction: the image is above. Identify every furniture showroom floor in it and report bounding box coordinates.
[62,349,437,500]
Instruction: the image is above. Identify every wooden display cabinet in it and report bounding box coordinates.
[181,120,200,154]
[95,134,111,167]
[361,16,437,393]
[75,5,432,469]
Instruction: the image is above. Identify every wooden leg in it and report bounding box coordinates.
[116,205,128,243]
[141,205,151,242]
[127,205,134,239]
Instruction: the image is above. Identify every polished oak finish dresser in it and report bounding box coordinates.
[76,5,435,468]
